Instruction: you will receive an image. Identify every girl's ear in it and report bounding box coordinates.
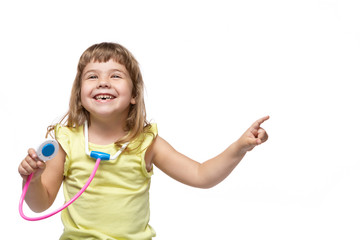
[131,97,136,105]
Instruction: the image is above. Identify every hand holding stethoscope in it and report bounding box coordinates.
[19,121,128,221]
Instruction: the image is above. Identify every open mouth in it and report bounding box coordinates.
[94,94,115,101]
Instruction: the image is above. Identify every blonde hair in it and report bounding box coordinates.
[48,42,151,148]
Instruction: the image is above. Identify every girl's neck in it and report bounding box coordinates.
[87,117,127,145]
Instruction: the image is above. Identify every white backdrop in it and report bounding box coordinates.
[1,0,359,239]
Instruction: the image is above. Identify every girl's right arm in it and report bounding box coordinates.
[18,143,65,213]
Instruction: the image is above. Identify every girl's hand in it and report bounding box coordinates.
[237,116,270,153]
[18,148,46,182]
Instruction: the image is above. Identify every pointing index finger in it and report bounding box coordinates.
[252,115,270,128]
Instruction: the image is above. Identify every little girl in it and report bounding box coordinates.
[18,42,269,240]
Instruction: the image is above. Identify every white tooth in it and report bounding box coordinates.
[95,94,114,100]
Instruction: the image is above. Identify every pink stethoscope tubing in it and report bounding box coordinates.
[19,158,101,221]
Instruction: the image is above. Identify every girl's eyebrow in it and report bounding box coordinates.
[110,69,128,75]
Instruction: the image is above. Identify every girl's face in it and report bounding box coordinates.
[80,59,136,121]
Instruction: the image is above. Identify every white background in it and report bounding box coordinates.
[1,0,359,239]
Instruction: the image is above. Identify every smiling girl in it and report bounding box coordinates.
[18,42,269,239]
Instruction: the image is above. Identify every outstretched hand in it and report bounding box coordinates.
[238,116,269,152]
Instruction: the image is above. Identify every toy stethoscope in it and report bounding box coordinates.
[19,121,129,221]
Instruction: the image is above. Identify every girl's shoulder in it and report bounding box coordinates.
[128,123,158,153]
[54,124,83,138]
[144,123,157,136]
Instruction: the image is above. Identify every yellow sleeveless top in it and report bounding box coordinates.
[55,124,157,240]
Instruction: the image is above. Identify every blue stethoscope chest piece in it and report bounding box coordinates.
[36,139,59,161]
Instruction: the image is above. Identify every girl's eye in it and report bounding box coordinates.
[112,74,122,79]
[88,75,98,79]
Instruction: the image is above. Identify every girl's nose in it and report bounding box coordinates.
[97,78,111,88]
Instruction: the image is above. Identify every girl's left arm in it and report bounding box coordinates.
[151,116,269,188]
